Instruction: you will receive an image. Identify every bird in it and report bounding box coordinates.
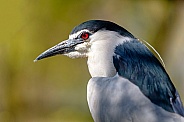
[34,20,184,122]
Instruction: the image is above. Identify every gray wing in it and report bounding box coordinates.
[87,75,184,122]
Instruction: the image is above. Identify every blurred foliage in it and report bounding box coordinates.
[0,0,184,121]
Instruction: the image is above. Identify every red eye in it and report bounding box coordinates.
[81,32,89,40]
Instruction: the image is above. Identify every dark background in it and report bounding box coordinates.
[0,0,184,121]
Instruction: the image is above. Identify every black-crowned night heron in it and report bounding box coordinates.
[35,20,184,122]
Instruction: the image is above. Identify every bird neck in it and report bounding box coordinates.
[87,31,132,77]
[87,40,116,77]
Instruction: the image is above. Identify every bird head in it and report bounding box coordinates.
[34,20,134,62]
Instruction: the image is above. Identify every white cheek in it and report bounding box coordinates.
[75,42,91,51]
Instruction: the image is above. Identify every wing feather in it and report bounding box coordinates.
[113,39,184,116]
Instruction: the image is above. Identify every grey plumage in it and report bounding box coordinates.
[87,75,184,122]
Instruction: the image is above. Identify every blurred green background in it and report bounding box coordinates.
[0,0,184,121]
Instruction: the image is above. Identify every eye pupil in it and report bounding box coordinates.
[81,33,89,40]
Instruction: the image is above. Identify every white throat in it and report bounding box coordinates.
[87,31,132,77]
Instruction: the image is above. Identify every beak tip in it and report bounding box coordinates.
[34,56,42,62]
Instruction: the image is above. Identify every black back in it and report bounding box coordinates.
[113,39,184,116]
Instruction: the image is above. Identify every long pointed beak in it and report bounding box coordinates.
[34,39,83,62]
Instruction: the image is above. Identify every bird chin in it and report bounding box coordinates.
[64,51,88,58]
